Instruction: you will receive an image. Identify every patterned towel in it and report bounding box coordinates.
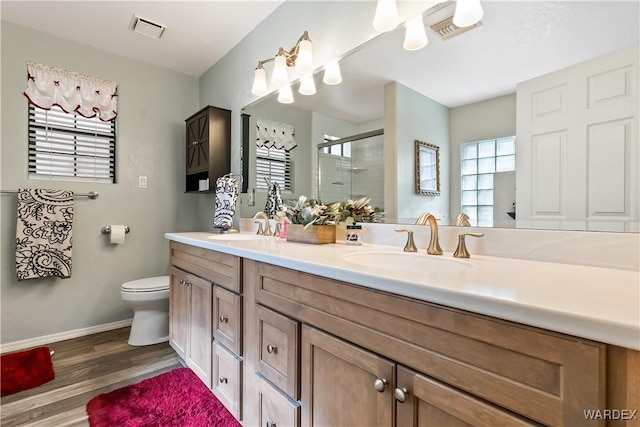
[264,179,283,219]
[15,189,74,280]
[213,176,238,230]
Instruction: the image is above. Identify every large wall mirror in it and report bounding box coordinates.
[241,1,639,233]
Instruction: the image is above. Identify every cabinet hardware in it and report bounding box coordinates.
[219,315,228,323]
[179,279,186,285]
[374,378,388,392]
[266,344,277,354]
[394,387,409,403]
[219,376,228,384]
[266,422,277,427]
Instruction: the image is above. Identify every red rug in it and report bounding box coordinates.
[1,346,55,396]
[86,367,240,427]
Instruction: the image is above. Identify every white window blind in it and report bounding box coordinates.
[256,146,291,191]
[28,104,116,182]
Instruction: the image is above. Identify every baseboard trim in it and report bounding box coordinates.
[0,319,133,354]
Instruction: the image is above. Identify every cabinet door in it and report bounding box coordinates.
[186,273,213,388]
[186,110,209,174]
[395,366,537,427]
[169,267,189,360]
[212,341,243,420]
[301,326,394,427]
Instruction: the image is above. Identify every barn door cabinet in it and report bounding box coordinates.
[185,105,231,193]
[241,259,632,427]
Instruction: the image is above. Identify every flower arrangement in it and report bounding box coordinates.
[276,196,382,229]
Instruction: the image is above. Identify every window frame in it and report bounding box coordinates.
[255,145,292,191]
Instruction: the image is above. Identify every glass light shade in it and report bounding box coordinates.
[295,39,314,75]
[373,0,400,32]
[323,60,342,85]
[403,15,428,51]
[277,84,294,104]
[298,75,316,95]
[251,67,268,96]
[271,54,289,86]
[453,0,484,28]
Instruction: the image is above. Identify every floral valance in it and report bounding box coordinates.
[24,63,118,122]
[256,118,296,151]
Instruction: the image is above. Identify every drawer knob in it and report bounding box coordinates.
[179,279,186,285]
[266,344,277,354]
[266,422,277,427]
[374,378,388,392]
[219,315,228,323]
[219,376,228,384]
[394,387,409,403]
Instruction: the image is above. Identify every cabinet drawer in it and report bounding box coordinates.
[256,374,300,427]
[212,342,242,421]
[256,304,299,399]
[214,286,242,356]
[170,241,241,292]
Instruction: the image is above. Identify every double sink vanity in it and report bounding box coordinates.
[165,226,639,427]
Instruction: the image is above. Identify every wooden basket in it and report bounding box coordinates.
[286,224,336,244]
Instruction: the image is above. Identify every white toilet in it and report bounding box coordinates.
[121,276,170,346]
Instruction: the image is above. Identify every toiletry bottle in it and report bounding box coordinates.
[279,217,289,239]
[346,224,362,245]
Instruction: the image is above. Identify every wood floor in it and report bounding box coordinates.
[0,327,182,427]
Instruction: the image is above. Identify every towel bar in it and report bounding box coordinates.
[101,226,130,235]
[1,190,98,199]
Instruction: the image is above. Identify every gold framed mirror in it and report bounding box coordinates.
[415,140,440,196]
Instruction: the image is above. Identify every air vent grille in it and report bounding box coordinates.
[431,16,482,41]
[129,15,166,40]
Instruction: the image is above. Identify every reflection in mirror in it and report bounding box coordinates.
[415,140,440,196]
[241,1,639,232]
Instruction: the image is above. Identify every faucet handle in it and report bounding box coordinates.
[454,232,484,258]
[395,229,418,252]
[455,213,471,227]
[254,221,265,235]
[273,223,281,237]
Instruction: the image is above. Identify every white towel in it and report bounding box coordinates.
[15,188,74,280]
[213,176,238,229]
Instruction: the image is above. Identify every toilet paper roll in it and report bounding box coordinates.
[110,225,126,244]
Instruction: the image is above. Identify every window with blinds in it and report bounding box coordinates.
[256,146,291,191]
[28,104,116,182]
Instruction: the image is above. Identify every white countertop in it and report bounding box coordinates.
[165,232,640,350]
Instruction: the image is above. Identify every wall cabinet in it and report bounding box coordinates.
[185,105,231,193]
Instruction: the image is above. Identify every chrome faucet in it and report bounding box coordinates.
[252,211,273,236]
[414,213,443,255]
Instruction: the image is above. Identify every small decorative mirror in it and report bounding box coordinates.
[415,140,440,196]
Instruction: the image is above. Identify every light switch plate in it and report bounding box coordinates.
[138,176,148,189]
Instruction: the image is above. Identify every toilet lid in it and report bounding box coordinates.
[121,276,169,293]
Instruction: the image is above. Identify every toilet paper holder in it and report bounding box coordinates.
[101,225,130,235]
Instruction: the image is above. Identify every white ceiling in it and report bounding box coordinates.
[0,0,285,77]
[2,1,638,122]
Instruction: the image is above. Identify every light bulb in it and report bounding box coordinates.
[323,60,342,85]
[251,66,268,96]
[277,84,294,104]
[295,39,314,75]
[453,0,484,28]
[403,15,428,51]
[271,54,289,86]
[373,0,400,32]
[298,75,316,95]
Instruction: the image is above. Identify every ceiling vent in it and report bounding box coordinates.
[431,16,482,41]
[129,15,166,40]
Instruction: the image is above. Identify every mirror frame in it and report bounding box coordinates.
[415,140,440,196]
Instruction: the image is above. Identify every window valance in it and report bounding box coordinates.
[256,118,296,151]
[24,63,118,122]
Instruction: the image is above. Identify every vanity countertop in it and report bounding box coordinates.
[165,231,640,350]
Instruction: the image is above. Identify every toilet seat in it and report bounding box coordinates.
[121,276,169,293]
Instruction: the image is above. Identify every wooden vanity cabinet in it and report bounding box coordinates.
[243,259,608,427]
[185,105,231,193]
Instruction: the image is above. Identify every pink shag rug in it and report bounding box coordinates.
[86,367,240,427]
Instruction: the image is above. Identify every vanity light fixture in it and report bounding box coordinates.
[323,60,342,85]
[453,0,484,28]
[403,15,428,51]
[277,84,294,104]
[299,75,317,96]
[373,0,400,32]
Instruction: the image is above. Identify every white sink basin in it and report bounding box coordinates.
[206,233,268,241]
[342,251,472,274]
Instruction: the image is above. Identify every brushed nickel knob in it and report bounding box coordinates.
[266,422,277,427]
[266,344,277,354]
[219,315,228,323]
[179,279,185,285]
[394,387,409,403]
[219,376,228,384]
[374,378,388,392]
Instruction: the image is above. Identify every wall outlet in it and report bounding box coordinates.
[138,176,148,189]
